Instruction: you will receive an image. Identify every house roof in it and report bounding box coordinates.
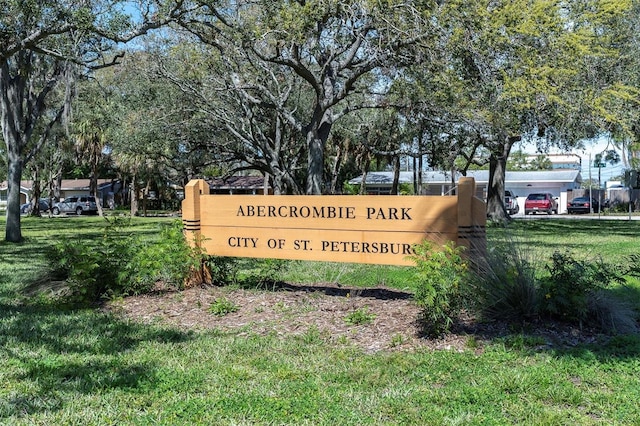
[0,181,34,192]
[349,170,582,185]
[0,179,117,192]
[207,176,269,190]
[59,179,116,190]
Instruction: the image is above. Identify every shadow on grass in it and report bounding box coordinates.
[0,298,193,418]
[506,218,640,240]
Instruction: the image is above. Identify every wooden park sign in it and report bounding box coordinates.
[181,177,486,266]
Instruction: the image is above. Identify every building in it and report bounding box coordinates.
[207,176,273,194]
[523,153,582,170]
[0,179,121,209]
[348,169,583,214]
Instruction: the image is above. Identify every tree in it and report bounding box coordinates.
[432,0,635,221]
[0,1,181,242]
[177,0,436,194]
[149,37,308,194]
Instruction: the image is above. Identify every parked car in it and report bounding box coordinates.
[524,193,558,215]
[567,196,600,214]
[20,198,50,214]
[52,196,98,215]
[504,190,519,215]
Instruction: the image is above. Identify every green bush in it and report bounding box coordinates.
[119,220,202,295]
[47,218,204,304]
[409,240,469,337]
[243,258,287,288]
[540,250,624,324]
[206,256,240,286]
[47,217,133,303]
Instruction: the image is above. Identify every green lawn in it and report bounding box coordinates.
[1,215,640,425]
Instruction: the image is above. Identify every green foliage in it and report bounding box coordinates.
[47,219,203,304]
[120,220,202,295]
[398,183,414,195]
[47,217,134,303]
[409,240,469,337]
[243,258,287,287]
[208,297,239,316]
[206,256,240,286]
[341,182,360,195]
[473,231,633,333]
[540,250,623,323]
[344,307,376,326]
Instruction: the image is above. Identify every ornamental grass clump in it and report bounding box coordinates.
[470,234,540,323]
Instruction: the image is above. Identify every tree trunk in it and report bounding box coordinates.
[90,174,104,217]
[487,155,507,220]
[306,133,325,194]
[305,110,332,195]
[5,152,23,242]
[391,156,400,195]
[486,136,520,221]
[1,64,25,242]
[130,178,139,216]
[30,167,42,216]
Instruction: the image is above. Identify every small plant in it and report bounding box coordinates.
[390,334,405,348]
[410,240,469,337]
[208,297,239,316]
[344,307,376,325]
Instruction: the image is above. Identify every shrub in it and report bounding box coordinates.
[243,258,287,288]
[539,250,623,324]
[409,240,469,337]
[206,256,240,286]
[119,220,203,294]
[47,217,133,303]
[471,234,633,335]
[47,219,205,304]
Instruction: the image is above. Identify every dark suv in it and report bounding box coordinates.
[52,196,98,215]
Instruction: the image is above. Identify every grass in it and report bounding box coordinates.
[1,215,640,424]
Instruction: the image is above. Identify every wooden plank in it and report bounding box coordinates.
[194,226,457,266]
[198,195,458,232]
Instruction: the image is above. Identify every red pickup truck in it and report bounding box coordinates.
[524,193,558,215]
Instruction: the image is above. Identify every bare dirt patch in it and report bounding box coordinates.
[108,282,455,353]
[108,282,605,353]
